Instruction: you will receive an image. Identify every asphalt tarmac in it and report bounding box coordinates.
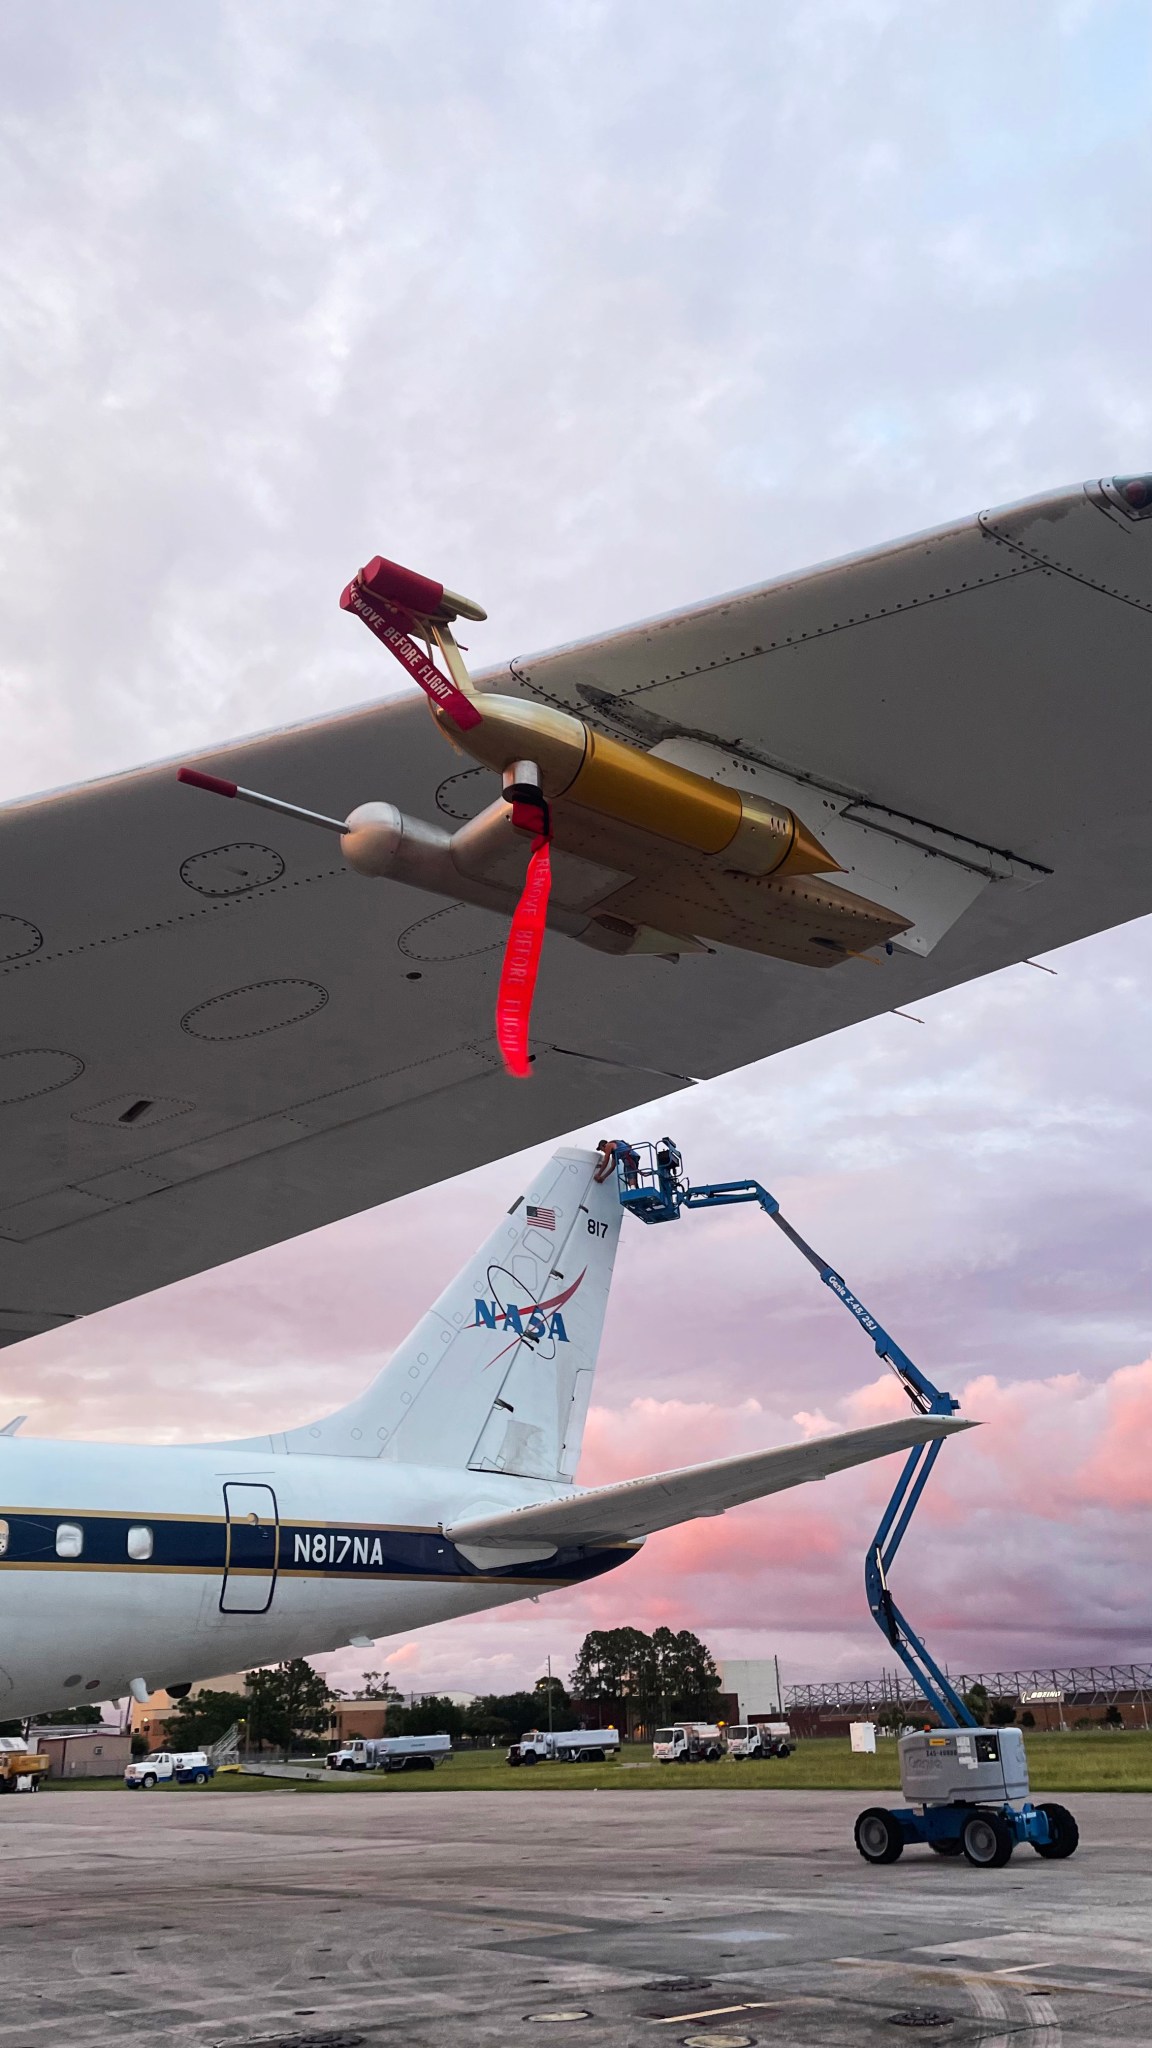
[0,1788,1147,2047]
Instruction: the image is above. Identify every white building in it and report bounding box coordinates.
[720,1660,782,1718]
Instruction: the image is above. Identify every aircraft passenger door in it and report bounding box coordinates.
[220,1483,279,1614]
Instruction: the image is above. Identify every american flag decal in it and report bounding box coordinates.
[526,1204,556,1231]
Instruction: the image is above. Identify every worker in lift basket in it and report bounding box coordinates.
[594,1137,640,1186]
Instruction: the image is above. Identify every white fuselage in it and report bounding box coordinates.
[0,1436,632,1720]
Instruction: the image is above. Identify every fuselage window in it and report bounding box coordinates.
[127,1525,153,1561]
[0,1519,8,1557]
[55,1522,84,1559]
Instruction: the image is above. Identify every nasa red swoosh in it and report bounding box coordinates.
[526,1268,586,1318]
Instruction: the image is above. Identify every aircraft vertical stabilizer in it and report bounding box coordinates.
[242,1149,623,1479]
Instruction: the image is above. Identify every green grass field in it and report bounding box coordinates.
[43,1729,1152,1795]
[227,1728,1152,1794]
[305,1728,1147,1794]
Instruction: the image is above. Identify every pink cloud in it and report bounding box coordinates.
[514,1356,1152,1681]
[581,1395,770,1485]
[385,1642,423,1669]
[1074,1359,1152,1509]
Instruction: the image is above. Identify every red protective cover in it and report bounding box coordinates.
[340,581,481,731]
[177,766,238,798]
[358,555,444,617]
[510,796,550,835]
[496,836,552,1078]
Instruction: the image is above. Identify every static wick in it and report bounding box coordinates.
[892,1009,925,1025]
[1023,958,1058,975]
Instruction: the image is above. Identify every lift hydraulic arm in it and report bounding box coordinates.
[607,1138,975,1730]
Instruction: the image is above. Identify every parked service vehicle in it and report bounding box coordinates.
[124,1750,214,1789]
[0,1734,47,1793]
[653,1722,726,1763]
[325,1734,452,1773]
[506,1728,621,1766]
[726,1722,794,1760]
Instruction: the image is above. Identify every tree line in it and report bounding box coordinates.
[139,1623,724,1754]
[570,1626,722,1725]
[152,1665,574,1752]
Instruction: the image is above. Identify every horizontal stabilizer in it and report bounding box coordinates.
[446,1414,972,1553]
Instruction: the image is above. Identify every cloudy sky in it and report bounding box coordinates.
[2,0,1150,1703]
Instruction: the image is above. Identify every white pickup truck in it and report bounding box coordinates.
[124,1750,214,1788]
[653,1722,726,1763]
[507,1728,621,1765]
[726,1721,794,1760]
[325,1733,452,1773]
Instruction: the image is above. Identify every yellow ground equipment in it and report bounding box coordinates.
[0,1735,48,1793]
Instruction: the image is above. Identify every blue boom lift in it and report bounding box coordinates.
[605,1137,1079,1869]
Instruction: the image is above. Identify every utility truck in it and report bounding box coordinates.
[726,1722,793,1760]
[325,1733,452,1773]
[506,1728,620,1766]
[653,1723,726,1763]
[0,1734,47,1792]
[124,1750,213,1788]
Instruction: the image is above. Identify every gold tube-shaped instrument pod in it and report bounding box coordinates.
[435,695,838,878]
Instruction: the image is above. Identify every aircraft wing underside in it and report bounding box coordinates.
[1,478,1151,1347]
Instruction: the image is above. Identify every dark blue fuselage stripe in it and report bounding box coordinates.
[0,1511,633,1585]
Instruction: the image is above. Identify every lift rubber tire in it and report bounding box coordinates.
[191,1771,208,1785]
[522,1750,538,1765]
[141,1772,157,1789]
[854,1808,905,1863]
[928,1838,964,1857]
[1033,1802,1079,1859]
[961,1811,1014,1867]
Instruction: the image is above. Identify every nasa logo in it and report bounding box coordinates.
[471,1266,586,1344]
[473,1301,569,1341]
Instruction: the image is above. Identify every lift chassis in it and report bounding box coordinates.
[606,1138,1078,1868]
